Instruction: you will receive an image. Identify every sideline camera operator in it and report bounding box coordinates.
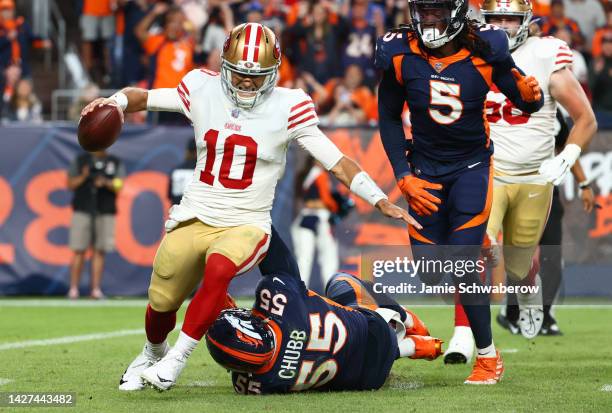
[66,150,125,299]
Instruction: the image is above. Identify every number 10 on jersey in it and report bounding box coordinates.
[199,129,258,190]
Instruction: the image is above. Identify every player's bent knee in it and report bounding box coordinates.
[148,284,182,313]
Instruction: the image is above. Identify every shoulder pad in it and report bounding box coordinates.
[375,31,412,71]
[475,24,510,63]
[180,68,218,94]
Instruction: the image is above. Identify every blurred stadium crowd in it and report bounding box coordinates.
[1,0,611,126]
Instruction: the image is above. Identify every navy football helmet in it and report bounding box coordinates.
[205,308,275,373]
[408,0,469,49]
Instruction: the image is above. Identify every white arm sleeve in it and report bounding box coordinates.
[292,125,344,170]
[146,88,184,113]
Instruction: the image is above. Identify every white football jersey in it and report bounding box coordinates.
[166,69,341,233]
[486,36,573,178]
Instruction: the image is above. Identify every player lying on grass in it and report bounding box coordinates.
[81,22,419,392]
[205,227,442,394]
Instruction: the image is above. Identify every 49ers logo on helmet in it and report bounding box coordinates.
[273,39,281,60]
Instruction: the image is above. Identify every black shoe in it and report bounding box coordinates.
[540,316,563,336]
[496,312,520,335]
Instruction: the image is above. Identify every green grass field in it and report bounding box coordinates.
[0,299,611,412]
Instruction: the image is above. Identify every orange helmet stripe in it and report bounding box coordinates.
[207,335,273,364]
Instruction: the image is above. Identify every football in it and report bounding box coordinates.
[77,103,123,152]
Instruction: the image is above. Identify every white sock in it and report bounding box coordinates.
[173,331,199,358]
[477,342,496,358]
[403,311,414,331]
[145,340,168,359]
[398,337,416,358]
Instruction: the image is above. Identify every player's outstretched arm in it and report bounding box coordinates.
[293,125,421,228]
[493,64,544,114]
[80,87,184,117]
[330,156,422,228]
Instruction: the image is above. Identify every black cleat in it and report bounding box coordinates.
[496,312,520,335]
[540,316,563,336]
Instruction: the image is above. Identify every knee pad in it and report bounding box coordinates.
[508,218,543,247]
[148,283,182,313]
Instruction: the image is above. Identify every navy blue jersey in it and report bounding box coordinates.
[376,25,544,177]
[231,273,370,394]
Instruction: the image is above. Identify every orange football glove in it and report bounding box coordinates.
[397,175,442,216]
[511,68,542,103]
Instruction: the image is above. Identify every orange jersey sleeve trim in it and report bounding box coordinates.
[392,55,404,85]
[470,57,493,88]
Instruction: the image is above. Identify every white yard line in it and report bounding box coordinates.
[601,384,612,392]
[0,328,144,351]
[0,378,13,386]
[0,299,150,307]
[0,323,184,352]
[500,348,519,354]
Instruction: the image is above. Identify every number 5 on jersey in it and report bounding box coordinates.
[199,129,258,190]
[429,80,463,125]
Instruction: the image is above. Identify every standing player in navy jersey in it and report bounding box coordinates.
[205,228,442,394]
[375,0,544,384]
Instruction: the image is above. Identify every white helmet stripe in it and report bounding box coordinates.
[245,23,260,62]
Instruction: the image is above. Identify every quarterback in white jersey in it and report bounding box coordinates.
[82,23,418,392]
[444,0,597,361]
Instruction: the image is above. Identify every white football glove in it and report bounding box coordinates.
[538,143,581,186]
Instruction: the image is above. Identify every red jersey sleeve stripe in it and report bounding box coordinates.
[177,88,190,111]
[556,53,573,58]
[288,106,315,123]
[555,60,573,65]
[179,81,190,96]
[290,99,313,112]
[288,114,317,130]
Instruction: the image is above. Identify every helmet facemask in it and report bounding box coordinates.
[221,59,279,109]
[409,0,467,49]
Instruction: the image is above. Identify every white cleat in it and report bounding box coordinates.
[140,349,187,391]
[444,326,474,364]
[119,342,169,391]
[518,306,544,339]
[517,274,544,339]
